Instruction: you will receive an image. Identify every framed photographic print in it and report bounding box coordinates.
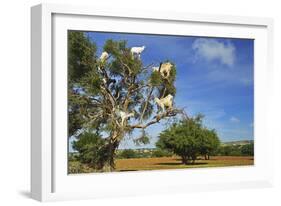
[31,3,274,201]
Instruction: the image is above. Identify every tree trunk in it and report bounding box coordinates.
[101,131,121,172]
[181,155,188,165]
[191,155,196,164]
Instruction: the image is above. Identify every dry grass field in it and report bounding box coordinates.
[68,156,254,174]
[115,156,254,172]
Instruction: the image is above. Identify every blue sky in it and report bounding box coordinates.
[69,31,254,151]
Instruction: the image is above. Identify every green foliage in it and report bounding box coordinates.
[199,128,220,159]
[103,39,126,57]
[156,115,220,164]
[118,149,138,159]
[241,143,254,156]
[68,89,87,136]
[151,149,173,158]
[218,145,241,156]
[150,71,163,86]
[218,143,254,156]
[81,70,103,95]
[68,31,98,136]
[73,132,108,170]
[68,31,97,83]
[104,39,142,77]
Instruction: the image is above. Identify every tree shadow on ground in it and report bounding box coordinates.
[118,169,138,172]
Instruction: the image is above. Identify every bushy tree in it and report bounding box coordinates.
[68,31,183,171]
[157,115,220,164]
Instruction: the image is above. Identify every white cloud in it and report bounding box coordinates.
[230,116,240,123]
[192,38,236,66]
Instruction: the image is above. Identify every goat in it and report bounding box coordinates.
[159,62,173,78]
[154,94,173,112]
[99,51,109,63]
[131,46,145,59]
[119,111,135,126]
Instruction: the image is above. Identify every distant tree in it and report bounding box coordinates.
[218,145,232,156]
[151,149,173,158]
[241,143,254,156]
[68,31,184,171]
[157,115,218,164]
[118,149,138,159]
[218,144,254,156]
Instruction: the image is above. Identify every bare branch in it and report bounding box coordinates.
[141,63,154,72]
[119,58,132,76]
[100,86,116,108]
[140,86,154,122]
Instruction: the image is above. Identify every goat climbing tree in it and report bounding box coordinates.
[68,31,184,171]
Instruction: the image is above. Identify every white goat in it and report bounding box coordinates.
[159,62,173,78]
[154,94,173,112]
[131,46,145,59]
[119,111,134,126]
[99,51,109,63]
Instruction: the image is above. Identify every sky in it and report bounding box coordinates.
[69,31,254,151]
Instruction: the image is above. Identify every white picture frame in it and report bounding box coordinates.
[31,3,274,202]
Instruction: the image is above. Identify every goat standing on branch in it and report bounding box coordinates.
[119,111,135,126]
[131,46,145,59]
[155,94,174,112]
[99,51,109,63]
[153,62,173,79]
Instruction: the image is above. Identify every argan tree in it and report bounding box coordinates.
[68,31,183,171]
[156,115,220,164]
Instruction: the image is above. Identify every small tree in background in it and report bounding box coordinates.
[156,115,220,164]
[118,149,138,159]
[241,143,254,156]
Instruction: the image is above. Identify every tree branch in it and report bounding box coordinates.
[140,86,154,122]
[130,108,184,129]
